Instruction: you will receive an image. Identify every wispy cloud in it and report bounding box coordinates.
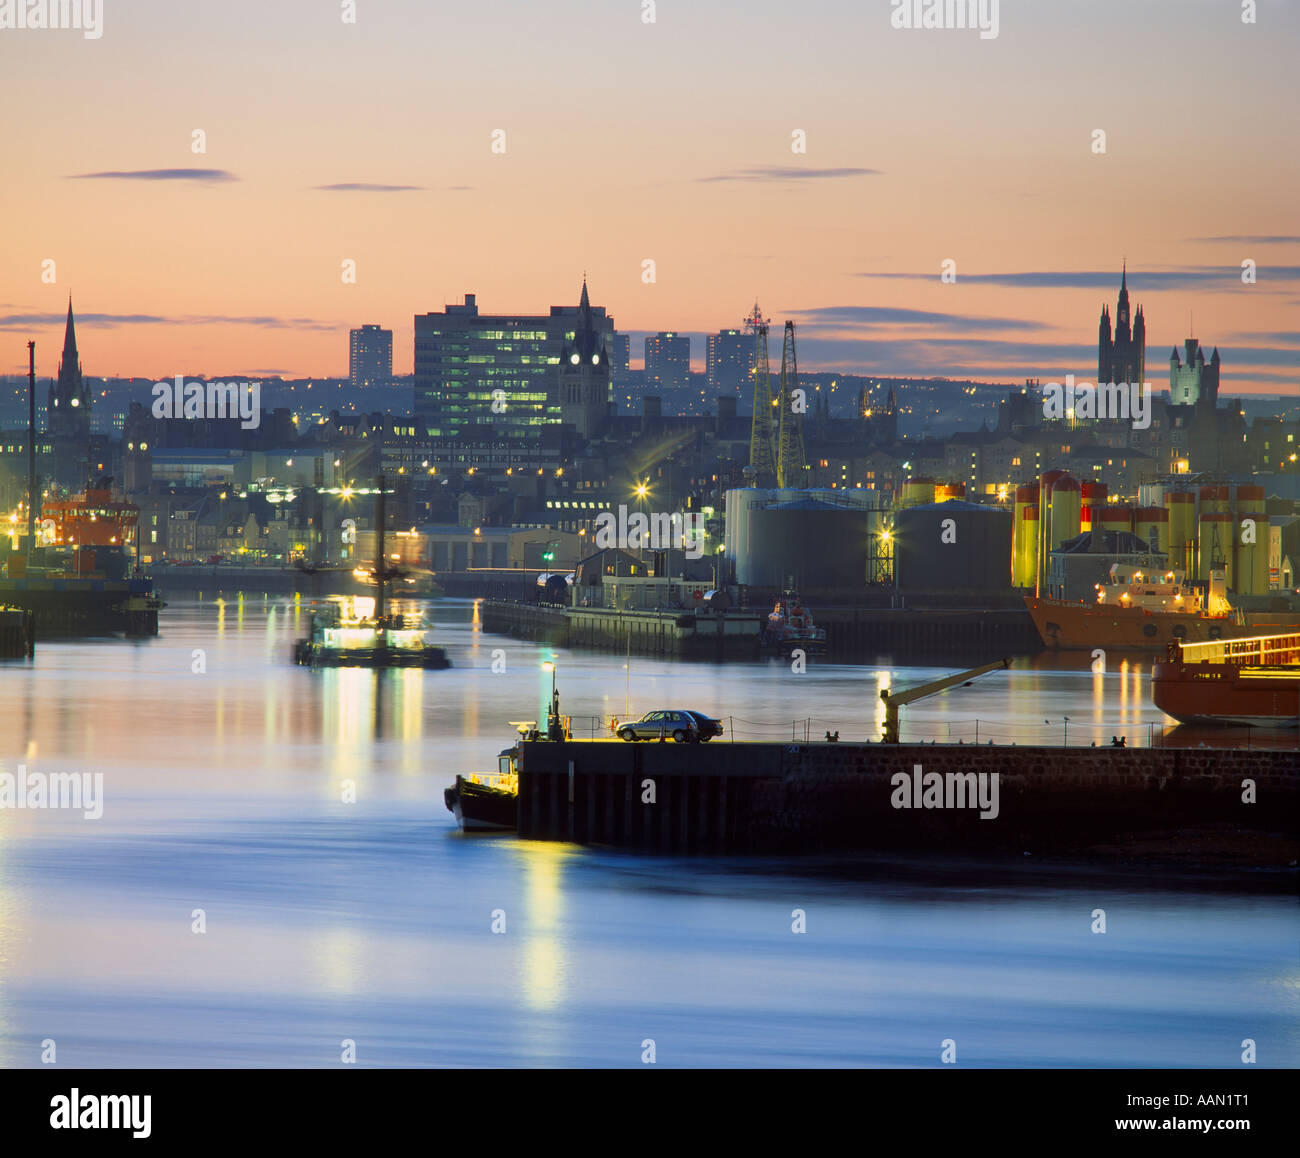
[699,166,881,183]
[0,311,336,332]
[313,182,424,192]
[787,305,1050,333]
[1187,236,1300,245]
[67,168,238,182]
[853,267,1300,289]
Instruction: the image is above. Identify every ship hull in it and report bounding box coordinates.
[444,777,517,831]
[1152,661,1300,727]
[293,640,451,668]
[1025,596,1245,651]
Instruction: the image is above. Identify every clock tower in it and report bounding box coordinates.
[557,280,611,443]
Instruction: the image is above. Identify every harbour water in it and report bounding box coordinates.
[0,595,1295,1067]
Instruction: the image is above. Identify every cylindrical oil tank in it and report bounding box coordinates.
[1197,511,1235,585]
[1132,506,1167,556]
[1048,476,1081,549]
[1100,505,1131,543]
[1080,482,1108,533]
[1199,484,1230,516]
[896,501,1013,592]
[1233,484,1268,595]
[1038,470,1067,558]
[898,477,934,511]
[725,488,774,585]
[746,501,870,589]
[1011,483,1039,588]
[1019,505,1039,589]
[1165,490,1196,575]
[934,481,966,503]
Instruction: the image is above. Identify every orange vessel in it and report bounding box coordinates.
[39,480,139,577]
[1026,563,1260,651]
[42,481,138,550]
[1152,632,1300,727]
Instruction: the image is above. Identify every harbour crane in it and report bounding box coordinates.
[879,657,1012,743]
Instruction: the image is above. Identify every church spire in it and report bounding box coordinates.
[62,296,78,364]
[579,277,590,311]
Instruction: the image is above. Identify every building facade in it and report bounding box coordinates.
[706,328,751,390]
[349,324,393,388]
[644,332,691,392]
[414,285,616,442]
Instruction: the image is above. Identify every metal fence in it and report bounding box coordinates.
[560,713,1296,749]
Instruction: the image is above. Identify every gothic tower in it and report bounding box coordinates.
[556,280,611,442]
[1097,264,1146,387]
[1169,338,1220,408]
[47,297,92,488]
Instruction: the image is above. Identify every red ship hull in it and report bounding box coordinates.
[1152,660,1300,727]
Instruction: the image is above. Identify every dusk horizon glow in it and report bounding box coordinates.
[2,0,1296,394]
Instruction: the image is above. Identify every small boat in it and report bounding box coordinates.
[1152,630,1300,727]
[293,473,450,669]
[760,595,827,652]
[293,594,451,668]
[445,748,519,831]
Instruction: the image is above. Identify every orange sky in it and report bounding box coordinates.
[2,0,1297,394]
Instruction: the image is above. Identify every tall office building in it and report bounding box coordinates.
[610,332,631,385]
[414,285,616,440]
[644,332,691,391]
[707,328,751,390]
[349,324,393,388]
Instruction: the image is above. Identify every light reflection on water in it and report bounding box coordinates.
[0,595,1294,1068]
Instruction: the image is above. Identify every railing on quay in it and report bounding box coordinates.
[553,714,1298,749]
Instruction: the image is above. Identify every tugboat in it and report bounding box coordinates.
[445,682,569,831]
[293,474,450,669]
[760,594,827,653]
[444,747,520,832]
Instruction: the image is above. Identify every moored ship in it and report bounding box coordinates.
[444,748,519,831]
[293,594,451,668]
[1026,563,1258,651]
[1152,631,1300,727]
[293,473,450,668]
[760,595,827,652]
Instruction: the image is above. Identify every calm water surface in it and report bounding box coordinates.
[0,595,1295,1067]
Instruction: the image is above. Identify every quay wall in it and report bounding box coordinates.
[480,601,760,658]
[0,608,33,657]
[481,599,1042,660]
[516,740,1298,864]
[0,578,158,637]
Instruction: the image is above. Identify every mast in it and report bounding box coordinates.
[374,473,387,622]
[744,302,776,487]
[776,320,805,488]
[26,342,36,567]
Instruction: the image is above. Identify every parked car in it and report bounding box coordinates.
[617,710,700,743]
[682,711,724,741]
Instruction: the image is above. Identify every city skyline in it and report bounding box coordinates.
[1,0,1297,394]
